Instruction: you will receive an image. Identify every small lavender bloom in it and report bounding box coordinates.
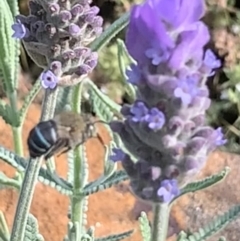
[11,19,29,39]
[212,127,227,146]
[202,49,221,76]
[144,107,165,131]
[110,148,126,162]
[174,75,199,106]
[157,179,180,203]
[130,101,148,122]
[40,70,58,89]
[126,64,143,85]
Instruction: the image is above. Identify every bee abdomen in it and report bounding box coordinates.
[27,120,58,158]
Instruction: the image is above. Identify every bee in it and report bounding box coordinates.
[27,111,105,159]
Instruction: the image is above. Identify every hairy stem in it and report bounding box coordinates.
[10,87,59,241]
[71,82,87,233]
[151,203,170,241]
[8,91,24,157]
[12,127,23,157]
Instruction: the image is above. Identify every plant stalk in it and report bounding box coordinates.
[10,87,59,241]
[71,82,87,233]
[151,203,170,241]
[12,127,23,157]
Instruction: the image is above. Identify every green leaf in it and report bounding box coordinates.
[5,0,20,89]
[23,214,44,241]
[55,86,72,114]
[102,143,117,180]
[218,237,227,241]
[87,79,122,122]
[0,171,21,190]
[116,38,136,102]
[177,205,240,241]
[0,145,73,195]
[90,12,129,52]
[138,212,151,241]
[19,81,41,125]
[0,99,13,125]
[67,150,74,184]
[172,167,230,203]
[82,170,129,196]
[6,0,19,17]
[95,230,134,241]
[0,211,10,241]
[0,0,18,93]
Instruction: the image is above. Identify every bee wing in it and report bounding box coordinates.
[45,138,69,159]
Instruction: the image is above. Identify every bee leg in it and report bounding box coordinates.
[45,139,68,160]
[56,146,71,156]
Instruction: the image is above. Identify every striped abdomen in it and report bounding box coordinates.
[27,120,58,158]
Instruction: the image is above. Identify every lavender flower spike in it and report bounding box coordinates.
[11,0,103,87]
[110,0,227,203]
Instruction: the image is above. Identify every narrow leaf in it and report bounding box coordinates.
[23,214,44,241]
[5,0,20,89]
[0,145,73,195]
[19,81,41,124]
[83,170,129,196]
[0,171,21,190]
[6,0,19,19]
[90,12,129,52]
[0,0,17,92]
[0,99,12,125]
[181,205,240,241]
[87,79,122,122]
[172,167,230,203]
[138,212,151,241]
[117,38,136,101]
[0,211,10,241]
[95,230,134,241]
[55,86,72,114]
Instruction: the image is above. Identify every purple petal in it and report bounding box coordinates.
[157,179,180,203]
[110,148,126,162]
[40,70,58,89]
[11,19,29,39]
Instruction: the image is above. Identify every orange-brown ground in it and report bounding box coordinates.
[1,98,240,241]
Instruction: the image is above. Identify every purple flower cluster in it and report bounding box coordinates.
[11,0,103,88]
[110,0,226,203]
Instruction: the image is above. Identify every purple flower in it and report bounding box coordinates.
[40,70,58,89]
[145,45,170,65]
[130,101,149,122]
[126,64,143,85]
[144,107,165,131]
[126,0,206,67]
[156,0,205,31]
[11,19,29,39]
[202,49,221,76]
[126,0,174,66]
[157,179,180,203]
[69,23,81,36]
[174,75,199,105]
[168,22,209,71]
[110,148,126,162]
[212,127,227,146]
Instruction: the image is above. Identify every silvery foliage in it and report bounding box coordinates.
[0,0,239,241]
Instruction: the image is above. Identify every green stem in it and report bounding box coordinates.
[90,12,129,52]
[151,203,170,241]
[10,87,59,241]
[8,91,24,157]
[12,127,23,157]
[71,82,87,233]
